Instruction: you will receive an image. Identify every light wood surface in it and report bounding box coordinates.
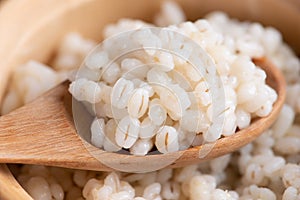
[0,0,297,199]
[0,58,286,172]
[0,2,32,200]
[0,164,33,200]
[0,0,299,104]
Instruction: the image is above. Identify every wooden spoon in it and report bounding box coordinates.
[0,58,285,172]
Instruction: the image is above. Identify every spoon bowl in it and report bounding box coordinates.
[0,57,285,172]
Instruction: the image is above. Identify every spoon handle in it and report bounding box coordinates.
[0,58,286,172]
[0,82,111,171]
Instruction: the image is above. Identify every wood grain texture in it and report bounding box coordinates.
[0,58,286,172]
[0,82,112,171]
[0,164,33,200]
[0,0,296,198]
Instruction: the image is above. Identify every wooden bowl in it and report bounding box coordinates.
[0,0,299,199]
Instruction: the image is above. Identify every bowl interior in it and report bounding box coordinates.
[0,0,299,102]
[0,0,299,199]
